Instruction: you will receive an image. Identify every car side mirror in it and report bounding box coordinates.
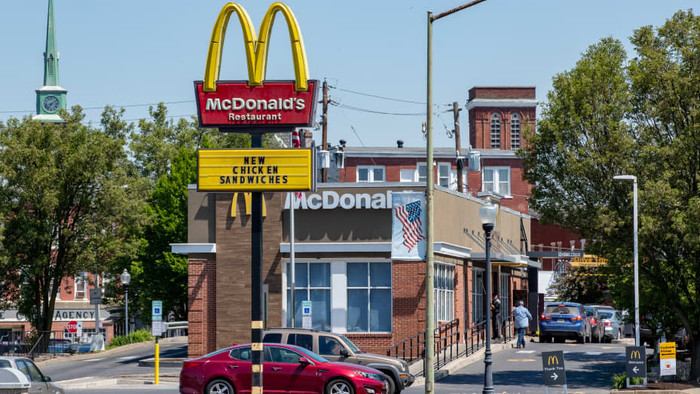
[299,357,311,364]
[43,376,52,382]
[339,348,349,357]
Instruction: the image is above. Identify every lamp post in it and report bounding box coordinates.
[613,175,639,346]
[479,199,498,394]
[426,2,487,391]
[121,269,131,339]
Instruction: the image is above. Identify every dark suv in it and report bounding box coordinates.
[263,327,414,394]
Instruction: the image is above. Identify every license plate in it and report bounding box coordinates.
[557,319,565,323]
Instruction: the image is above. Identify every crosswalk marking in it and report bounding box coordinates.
[506,358,536,362]
[82,358,102,362]
[584,352,603,355]
[516,350,535,354]
[117,356,137,361]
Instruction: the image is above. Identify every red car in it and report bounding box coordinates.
[180,343,387,394]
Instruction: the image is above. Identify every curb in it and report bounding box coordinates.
[57,374,180,389]
[55,377,119,390]
[411,337,517,388]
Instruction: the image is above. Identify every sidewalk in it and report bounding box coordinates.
[57,373,179,390]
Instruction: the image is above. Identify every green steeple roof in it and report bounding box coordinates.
[43,0,59,86]
[35,0,67,122]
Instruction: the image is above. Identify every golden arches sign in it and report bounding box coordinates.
[547,355,559,366]
[630,350,642,359]
[203,2,309,93]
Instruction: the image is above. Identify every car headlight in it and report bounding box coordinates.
[354,370,382,381]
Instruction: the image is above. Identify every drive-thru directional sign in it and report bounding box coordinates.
[626,346,646,378]
[542,351,566,386]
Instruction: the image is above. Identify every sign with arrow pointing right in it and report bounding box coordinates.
[542,350,566,386]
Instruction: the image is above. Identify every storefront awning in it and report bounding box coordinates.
[470,252,541,269]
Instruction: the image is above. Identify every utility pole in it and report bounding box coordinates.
[452,102,464,193]
[321,80,329,183]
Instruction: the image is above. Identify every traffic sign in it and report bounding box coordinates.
[66,320,78,333]
[152,321,163,337]
[542,351,566,386]
[89,288,102,305]
[152,301,163,322]
[302,301,312,316]
[626,346,646,378]
[660,342,676,376]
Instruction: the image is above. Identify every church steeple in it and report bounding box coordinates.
[35,0,67,123]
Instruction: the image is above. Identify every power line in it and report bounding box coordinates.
[331,102,425,116]
[328,84,452,107]
[0,100,194,114]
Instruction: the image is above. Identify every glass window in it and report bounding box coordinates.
[510,113,521,150]
[438,163,450,188]
[356,166,385,182]
[75,273,88,299]
[230,347,252,361]
[500,274,509,318]
[0,360,9,368]
[286,262,331,330]
[286,333,313,351]
[319,336,343,356]
[435,263,455,322]
[472,269,485,324]
[483,167,511,196]
[263,333,282,343]
[417,163,427,183]
[347,262,392,332]
[491,113,501,149]
[268,347,303,363]
[400,168,415,182]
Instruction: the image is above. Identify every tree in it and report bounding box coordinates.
[0,107,149,333]
[550,268,610,305]
[522,10,700,376]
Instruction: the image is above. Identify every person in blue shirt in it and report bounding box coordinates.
[511,300,532,348]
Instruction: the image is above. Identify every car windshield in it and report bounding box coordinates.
[599,311,614,319]
[337,335,361,353]
[544,306,579,315]
[584,307,595,316]
[294,346,329,363]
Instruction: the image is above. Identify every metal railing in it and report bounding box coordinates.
[464,320,487,356]
[386,319,464,376]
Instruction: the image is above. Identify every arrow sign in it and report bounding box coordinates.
[626,346,646,379]
[542,351,566,387]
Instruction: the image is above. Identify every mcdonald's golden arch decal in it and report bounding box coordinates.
[195,2,318,129]
[630,349,642,359]
[547,355,559,365]
[198,148,314,192]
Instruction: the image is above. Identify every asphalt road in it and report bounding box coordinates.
[404,337,632,394]
[40,338,187,382]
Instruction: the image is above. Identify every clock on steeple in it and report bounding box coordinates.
[34,0,67,123]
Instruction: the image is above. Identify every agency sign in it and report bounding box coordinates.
[198,148,314,192]
[195,2,318,130]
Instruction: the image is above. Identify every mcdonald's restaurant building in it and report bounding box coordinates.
[174,183,540,358]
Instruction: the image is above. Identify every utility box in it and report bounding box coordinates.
[0,368,30,394]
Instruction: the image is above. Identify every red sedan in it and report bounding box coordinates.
[180,343,387,394]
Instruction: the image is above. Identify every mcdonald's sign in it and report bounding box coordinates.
[626,346,646,378]
[195,2,318,129]
[630,350,642,359]
[231,192,266,218]
[547,355,559,366]
[541,351,566,386]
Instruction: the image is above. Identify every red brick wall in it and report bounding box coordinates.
[342,158,458,184]
[469,107,536,151]
[466,158,531,214]
[188,258,216,358]
[468,87,536,100]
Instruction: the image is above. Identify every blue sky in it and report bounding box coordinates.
[0,1,696,148]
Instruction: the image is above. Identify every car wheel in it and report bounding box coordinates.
[384,375,398,394]
[205,379,234,394]
[326,379,355,394]
[576,334,584,344]
[540,335,549,343]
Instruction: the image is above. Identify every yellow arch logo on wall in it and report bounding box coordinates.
[203,2,309,93]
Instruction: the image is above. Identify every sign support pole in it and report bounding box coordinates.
[251,133,264,394]
[290,191,296,327]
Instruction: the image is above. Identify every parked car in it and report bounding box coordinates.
[179,343,387,394]
[0,340,30,355]
[539,302,591,343]
[66,342,92,354]
[0,356,65,394]
[263,327,414,394]
[48,339,72,354]
[595,307,623,342]
[584,305,604,343]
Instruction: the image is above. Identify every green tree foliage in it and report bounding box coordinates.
[0,107,150,333]
[551,268,609,305]
[521,10,700,375]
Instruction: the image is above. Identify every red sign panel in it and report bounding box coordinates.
[67,321,78,333]
[195,80,318,130]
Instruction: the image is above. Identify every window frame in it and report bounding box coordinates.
[285,262,332,331]
[482,166,511,197]
[346,261,392,333]
[416,163,427,183]
[510,113,521,150]
[490,113,501,149]
[74,273,88,300]
[356,165,386,183]
[437,162,451,188]
[434,262,455,322]
[472,268,485,324]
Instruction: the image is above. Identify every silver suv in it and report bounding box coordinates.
[263,328,414,394]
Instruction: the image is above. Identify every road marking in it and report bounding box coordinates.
[506,358,536,362]
[117,356,137,361]
[616,353,626,357]
[584,352,603,355]
[516,350,535,354]
[566,343,579,346]
[599,360,615,364]
[82,358,103,362]
[602,346,615,349]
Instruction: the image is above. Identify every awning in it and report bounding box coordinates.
[470,252,541,269]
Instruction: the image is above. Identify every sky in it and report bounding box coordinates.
[0,1,696,149]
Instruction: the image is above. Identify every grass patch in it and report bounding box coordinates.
[108,329,153,348]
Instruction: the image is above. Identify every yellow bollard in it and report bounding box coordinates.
[155,341,160,385]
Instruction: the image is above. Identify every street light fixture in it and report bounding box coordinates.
[425,2,487,391]
[613,175,639,346]
[121,269,131,339]
[479,198,498,394]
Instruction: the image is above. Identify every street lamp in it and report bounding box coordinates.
[613,175,639,346]
[479,199,498,394]
[425,2,487,391]
[121,269,131,339]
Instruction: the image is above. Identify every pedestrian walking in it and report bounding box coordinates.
[491,294,501,339]
[512,300,532,348]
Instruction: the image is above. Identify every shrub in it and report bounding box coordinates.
[612,374,644,389]
[108,329,153,348]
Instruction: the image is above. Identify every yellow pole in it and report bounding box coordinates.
[155,340,160,385]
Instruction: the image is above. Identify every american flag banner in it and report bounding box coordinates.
[391,191,426,261]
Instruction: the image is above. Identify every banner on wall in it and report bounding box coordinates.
[391,191,426,261]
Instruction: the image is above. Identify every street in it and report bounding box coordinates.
[404,338,632,394]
